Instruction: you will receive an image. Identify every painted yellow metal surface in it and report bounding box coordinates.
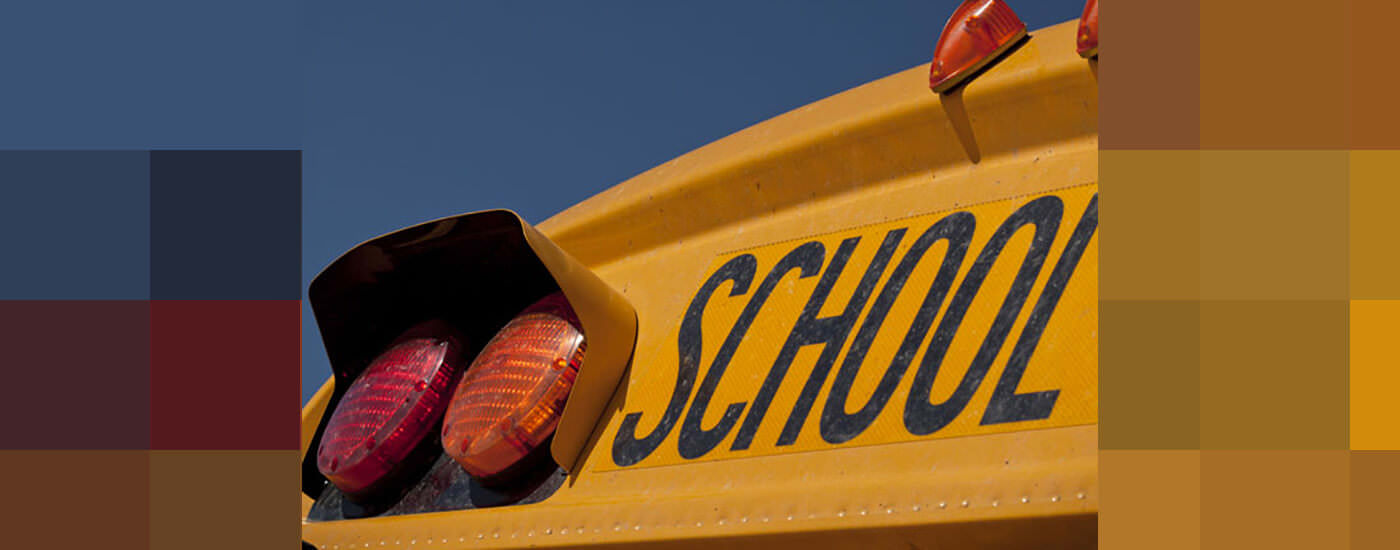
[603,184,1097,470]
[303,18,1097,549]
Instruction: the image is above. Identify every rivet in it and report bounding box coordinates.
[960,500,970,508]
[1051,496,1061,503]
[837,510,846,518]
[1077,492,1086,500]
[912,505,922,512]
[938,502,947,509]
[1021,497,1030,504]
[859,509,868,516]
[992,500,1000,508]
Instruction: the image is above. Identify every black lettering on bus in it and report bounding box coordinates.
[611,254,757,467]
[904,196,1062,436]
[773,229,905,446]
[727,230,905,450]
[726,237,858,450]
[677,242,824,459]
[820,212,976,444]
[982,194,1097,425]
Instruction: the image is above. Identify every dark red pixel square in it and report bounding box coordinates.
[151,300,299,449]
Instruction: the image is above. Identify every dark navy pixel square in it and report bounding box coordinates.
[150,150,301,300]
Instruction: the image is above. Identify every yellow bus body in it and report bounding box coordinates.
[303,19,1097,549]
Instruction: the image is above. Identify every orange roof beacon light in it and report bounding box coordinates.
[1077,0,1099,58]
[928,0,1028,94]
[441,292,585,484]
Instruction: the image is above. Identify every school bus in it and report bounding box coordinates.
[301,2,1099,548]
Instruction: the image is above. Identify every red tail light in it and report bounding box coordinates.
[929,0,1027,93]
[1077,0,1099,58]
[316,322,465,500]
[441,293,584,483]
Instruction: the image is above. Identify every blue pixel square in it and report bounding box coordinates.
[0,151,151,300]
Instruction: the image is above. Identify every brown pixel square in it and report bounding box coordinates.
[1100,151,1201,301]
[1199,151,1348,302]
[1351,451,1400,550]
[150,451,299,550]
[1201,450,1348,550]
[1101,450,1201,550]
[1351,2,1400,149]
[0,451,149,549]
[1200,1,1348,149]
[1199,301,1347,450]
[1098,2,1199,149]
[1100,300,1200,450]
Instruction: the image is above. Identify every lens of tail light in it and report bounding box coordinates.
[929,0,1027,93]
[1076,0,1099,58]
[442,292,584,483]
[316,322,466,500]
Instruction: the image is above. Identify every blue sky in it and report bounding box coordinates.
[0,0,1086,402]
[299,1,1086,402]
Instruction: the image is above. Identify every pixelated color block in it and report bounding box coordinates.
[1351,451,1400,550]
[0,151,150,300]
[0,451,149,549]
[0,301,150,449]
[1100,450,1200,549]
[1098,2,1198,149]
[1201,450,1348,550]
[1199,301,1346,450]
[0,1,297,148]
[1350,300,1400,450]
[1100,301,1200,450]
[151,300,299,450]
[151,150,300,300]
[150,451,299,550]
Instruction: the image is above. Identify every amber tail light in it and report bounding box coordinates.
[441,293,585,484]
[1077,0,1099,58]
[929,0,1027,93]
